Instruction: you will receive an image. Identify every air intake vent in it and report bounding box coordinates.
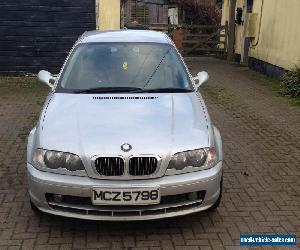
[93,96,158,100]
[95,157,124,176]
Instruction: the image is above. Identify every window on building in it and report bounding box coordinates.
[131,4,149,24]
[247,0,253,12]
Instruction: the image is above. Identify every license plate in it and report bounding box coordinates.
[91,187,160,205]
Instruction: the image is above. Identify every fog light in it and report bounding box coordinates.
[53,194,64,203]
[188,192,198,201]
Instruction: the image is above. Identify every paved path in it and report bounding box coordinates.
[0,60,299,249]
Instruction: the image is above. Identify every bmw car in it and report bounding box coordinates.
[27,30,223,220]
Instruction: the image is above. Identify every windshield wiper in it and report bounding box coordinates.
[143,48,171,89]
[132,88,193,93]
[75,87,144,94]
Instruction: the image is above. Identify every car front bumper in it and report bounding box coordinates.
[27,162,223,221]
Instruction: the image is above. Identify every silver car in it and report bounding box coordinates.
[27,30,223,221]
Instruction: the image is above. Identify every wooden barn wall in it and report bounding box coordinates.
[0,0,96,75]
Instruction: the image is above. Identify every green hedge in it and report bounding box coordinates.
[280,67,300,97]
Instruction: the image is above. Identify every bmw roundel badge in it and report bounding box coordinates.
[121,143,132,152]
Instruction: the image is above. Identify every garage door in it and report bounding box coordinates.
[0,0,96,74]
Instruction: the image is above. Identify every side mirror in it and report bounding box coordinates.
[193,71,209,88]
[37,70,56,89]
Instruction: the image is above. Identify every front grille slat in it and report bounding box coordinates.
[129,157,158,176]
[95,157,124,176]
[95,156,158,177]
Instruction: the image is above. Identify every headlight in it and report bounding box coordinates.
[33,149,85,172]
[167,148,218,173]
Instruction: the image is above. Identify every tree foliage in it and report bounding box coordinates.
[280,67,300,97]
[168,0,222,25]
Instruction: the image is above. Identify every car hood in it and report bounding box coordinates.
[39,93,210,158]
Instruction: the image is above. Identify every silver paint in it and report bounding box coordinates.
[27,30,223,220]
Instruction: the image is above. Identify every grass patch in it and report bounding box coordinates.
[239,68,300,107]
[0,76,48,95]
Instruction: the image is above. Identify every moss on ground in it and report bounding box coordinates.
[239,68,300,107]
[0,76,48,96]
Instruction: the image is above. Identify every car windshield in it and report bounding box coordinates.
[57,43,192,93]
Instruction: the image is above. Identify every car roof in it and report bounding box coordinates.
[78,30,172,45]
